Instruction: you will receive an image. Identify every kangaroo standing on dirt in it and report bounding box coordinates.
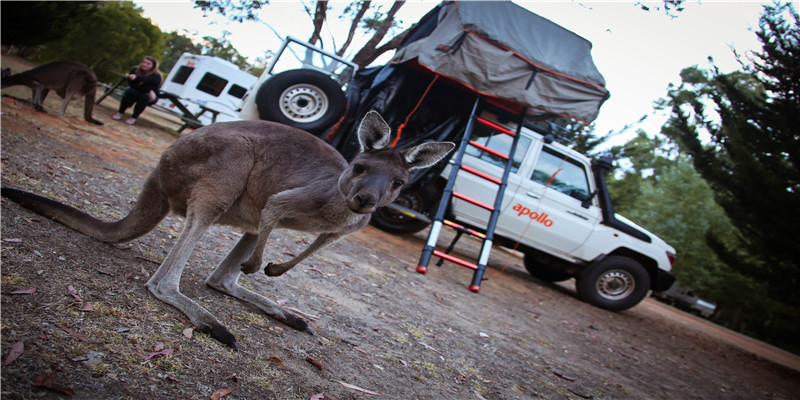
[1,111,454,349]
[1,61,103,125]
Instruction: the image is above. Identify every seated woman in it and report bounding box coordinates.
[112,56,162,125]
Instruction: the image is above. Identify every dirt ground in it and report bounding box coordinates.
[2,55,799,400]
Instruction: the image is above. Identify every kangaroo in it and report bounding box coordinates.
[1,61,103,125]
[1,111,454,350]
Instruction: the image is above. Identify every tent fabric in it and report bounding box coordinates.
[390,1,610,124]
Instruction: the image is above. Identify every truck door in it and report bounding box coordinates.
[501,146,600,257]
[450,123,532,229]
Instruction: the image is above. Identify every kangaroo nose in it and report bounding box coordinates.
[355,193,376,208]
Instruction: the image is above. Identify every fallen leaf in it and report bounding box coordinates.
[310,394,325,400]
[474,390,488,400]
[285,306,320,320]
[336,381,379,396]
[305,356,323,370]
[269,355,283,364]
[553,370,576,381]
[3,341,23,366]
[10,288,36,295]
[209,387,235,400]
[154,342,165,352]
[2,238,22,243]
[79,302,94,312]
[183,328,193,339]
[67,285,82,301]
[32,372,75,396]
[419,341,440,352]
[142,348,173,362]
[276,298,289,306]
[54,322,100,343]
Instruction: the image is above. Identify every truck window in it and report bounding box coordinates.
[171,66,194,85]
[196,73,229,97]
[531,148,591,201]
[465,123,530,173]
[227,84,248,99]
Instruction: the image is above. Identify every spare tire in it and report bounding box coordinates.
[255,69,346,134]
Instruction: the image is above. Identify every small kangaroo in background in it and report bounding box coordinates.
[2,111,454,350]
[1,61,103,125]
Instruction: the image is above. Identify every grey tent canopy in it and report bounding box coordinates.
[391,1,610,124]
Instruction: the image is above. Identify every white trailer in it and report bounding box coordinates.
[157,53,256,126]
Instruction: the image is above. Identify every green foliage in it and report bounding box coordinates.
[160,31,204,72]
[200,32,251,71]
[34,2,169,83]
[657,2,799,353]
[0,2,99,52]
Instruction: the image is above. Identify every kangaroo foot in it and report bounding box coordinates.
[197,323,238,351]
[88,118,104,126]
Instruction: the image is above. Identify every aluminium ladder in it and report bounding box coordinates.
[416,95,527,292]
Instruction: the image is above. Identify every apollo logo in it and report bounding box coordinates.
[512,203,554,227]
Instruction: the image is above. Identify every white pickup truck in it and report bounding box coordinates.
[375,109,678,311]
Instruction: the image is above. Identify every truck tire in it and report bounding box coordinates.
[255,69,346,134]
[371,187,435,234]
[523,253,572,282]
[576,256,650,311]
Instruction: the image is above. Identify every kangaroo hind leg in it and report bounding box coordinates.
[205,233,312,334]
[146,206,239,350]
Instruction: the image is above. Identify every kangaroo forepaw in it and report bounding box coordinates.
[198,324,239,351]
[240,260,261,274]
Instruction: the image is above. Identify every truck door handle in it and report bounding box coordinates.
[526,192,540,199]
[567,211,589,220]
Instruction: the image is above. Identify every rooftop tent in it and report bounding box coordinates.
[328,1,610,166]
[391,0,609,124]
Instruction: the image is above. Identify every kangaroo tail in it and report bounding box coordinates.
[2,177,169,243]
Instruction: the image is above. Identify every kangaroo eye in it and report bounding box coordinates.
[393,180,405,188]
[352,164,365,174]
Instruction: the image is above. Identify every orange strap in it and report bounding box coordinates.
[392,75,439,148]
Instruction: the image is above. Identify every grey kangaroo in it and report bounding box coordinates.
[1,61,103,125]
[1,111,454,349]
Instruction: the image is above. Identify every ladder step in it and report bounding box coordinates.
[468,141,509,160]
[477,117,515,137]
[452,191,494,211]
[433,250,477,270]
[460,165,502,185]
[443,219,486,239]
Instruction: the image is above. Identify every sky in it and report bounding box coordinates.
[137,0,773,144]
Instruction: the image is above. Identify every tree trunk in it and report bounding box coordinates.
[336,1,371,57]
[350,0,405,67]
[308,1,327,46]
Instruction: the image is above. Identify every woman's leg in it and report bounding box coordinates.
[131,92,152,118]
[117,88,137,113]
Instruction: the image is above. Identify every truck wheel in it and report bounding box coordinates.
[576,256,650,311]
[255,69,346,134]
[371,187,435,234]
[523,253,572,282]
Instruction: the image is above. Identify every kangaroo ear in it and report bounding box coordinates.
[401,142,455,170]
[357,111,392,152]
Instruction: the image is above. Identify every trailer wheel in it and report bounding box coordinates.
[576,256,651,311]
[523,253,572,282]
[255,69,346,134]
[371,187,436,234]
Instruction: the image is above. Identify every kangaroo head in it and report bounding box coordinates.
[339,111,455,214]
